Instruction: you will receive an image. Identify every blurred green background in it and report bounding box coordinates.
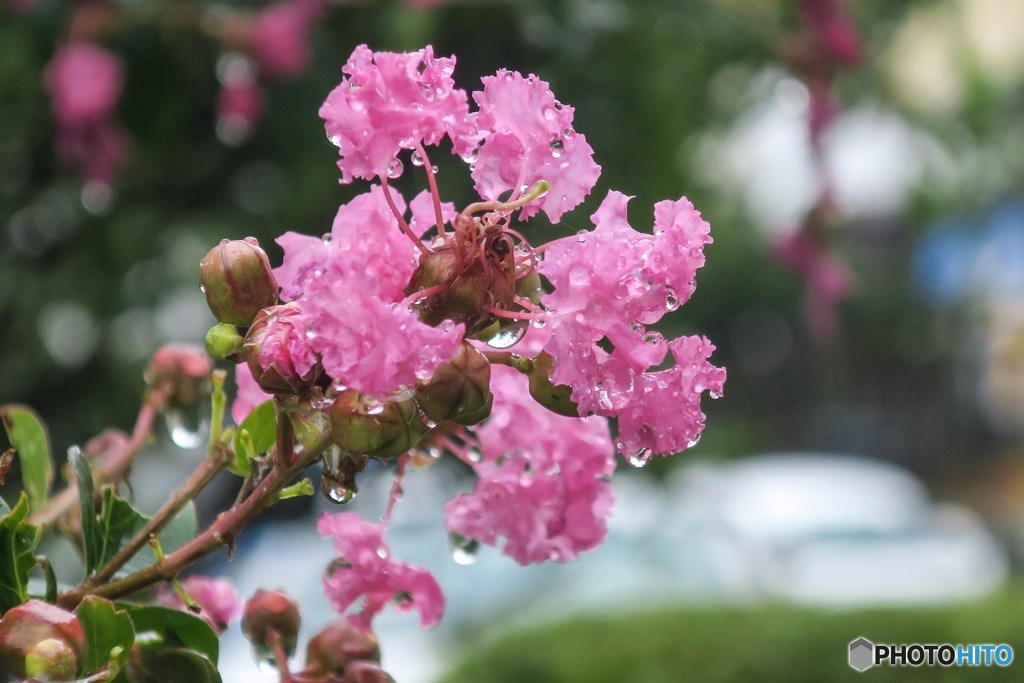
[4,0,1024,679]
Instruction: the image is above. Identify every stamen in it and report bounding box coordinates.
[416,142,447,237]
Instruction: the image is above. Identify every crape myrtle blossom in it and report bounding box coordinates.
[217,44,722,639]
[444,353,615,565]
[318,512,444,631]
[157,576,242,633]
[43,41,128,183]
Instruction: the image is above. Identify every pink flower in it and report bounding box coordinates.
[44,41,128,183]
[319,45,474,183]
[232,362,273,424]
[158,576,241,633]
[44,42,123,126]
[471,70,600,222]
[250,0,323,81]
[318,512,444,630]
[277,186,464,396]
[800,0,862,67]
[445,362,615,565]
[538,190,724,460]
[408,189,456,237]
[246,303,320,393]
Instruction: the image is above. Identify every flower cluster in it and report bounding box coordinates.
[206,44,723,637]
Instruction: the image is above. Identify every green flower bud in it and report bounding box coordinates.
[25,638,77,682]
[415,342,491,426]
[528,352,579,417]
[0,600,85,680]
[205,323,244,360]
[329,391,428,459]
[516,270,543,306]
[199,238,279,327]
[302,620,380,678]
[242,590,301,661]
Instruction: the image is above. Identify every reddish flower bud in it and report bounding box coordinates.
[241,304,319,395]
[302,620,380,678]
[242,590,301,660]
[328,391,428,459]
[144,343,213,407]
[0,600,86,680]
[199,237,279,327]
[343,660,395,683]
[528,352,579,417]
[415,342,491,426]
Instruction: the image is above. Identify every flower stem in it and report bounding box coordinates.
[416,141,447,237]
[28,384,173,528]
[57,431,334,608]
[481,350,534,374]
[380,177,430,255]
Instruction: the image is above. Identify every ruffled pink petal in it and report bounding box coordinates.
[231,363,273,424]
[318,513,444,629]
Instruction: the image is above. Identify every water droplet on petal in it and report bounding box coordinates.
[460,146,480,164]
[449,533,481,565]
[387,158,404,179]
[709,389,721,399]
[576,229,588,243]
[411,150,425,167]
[687,434,702,449]
[626,448,651,468]
[665,287,680,311]
[531,317,548,329]
[543,108,556,121]
[376,546,389,559]
[322,233,332,243]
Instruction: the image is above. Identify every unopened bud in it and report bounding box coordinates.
[415,342,491,426]
[406,248,514,336]
[516,270,543,306]
[242,590,301,660]
[328,391,428,459]
[145,344,213,406]
[302,620,380,677]
[343,660,396,683]
[205,323,244,360]
[528,352,579,417]
[242,304,319,394]
[199,238,278,327]
[0,600,85,680]
[25,638,77,682]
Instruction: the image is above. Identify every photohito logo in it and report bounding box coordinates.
[848,637,1014,671]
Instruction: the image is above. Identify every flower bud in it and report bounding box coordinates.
[415,342,491,426]
[343,660,396,683]
[302,620,380,677]
[241,304,319,394]
[242,590,301,660]
[516,269,543,306]
[205,323,244,360]
[328,391,428,459]
[528,352,579,417]
[25,638,78,682]
[0,600,86,680]
[144,344,213,407]
[199,237,278,327]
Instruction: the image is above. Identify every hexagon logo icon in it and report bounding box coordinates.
[849,637,875,671]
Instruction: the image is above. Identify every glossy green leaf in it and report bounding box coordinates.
[232,399,275,472]
[70,447,103,574]
[75,596,135,675]
[118,501,198,578]
[123,604,219,662]
[128,646,221,683]
[0,493,40,614]
[0,405,53,513]
[97,488,148,570]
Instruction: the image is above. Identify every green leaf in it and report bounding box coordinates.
[0,405,53,513]
[232,400,275,474]
[123,604,219,662]
[97,488,148,570]
[75,596,135,675]
[70,447,103,575]
[0,493,41,614]
[128,646,221,683]
[118,501,198,578]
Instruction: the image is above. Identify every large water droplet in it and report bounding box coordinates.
[709,389,722,399]
[486,320,527,349]
[254,651,278,676]
[626,447,651,468]
[687,434,702,449]
[321,473,356,504]
[665,287,680,311]
[165,407,209,450]
[460,147,480,165]
[411,150,425,167]
[549,138,564,158]
[449,533,481,565]
[387,158,404,179]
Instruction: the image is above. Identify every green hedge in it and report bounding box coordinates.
[441,590,1024,682]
